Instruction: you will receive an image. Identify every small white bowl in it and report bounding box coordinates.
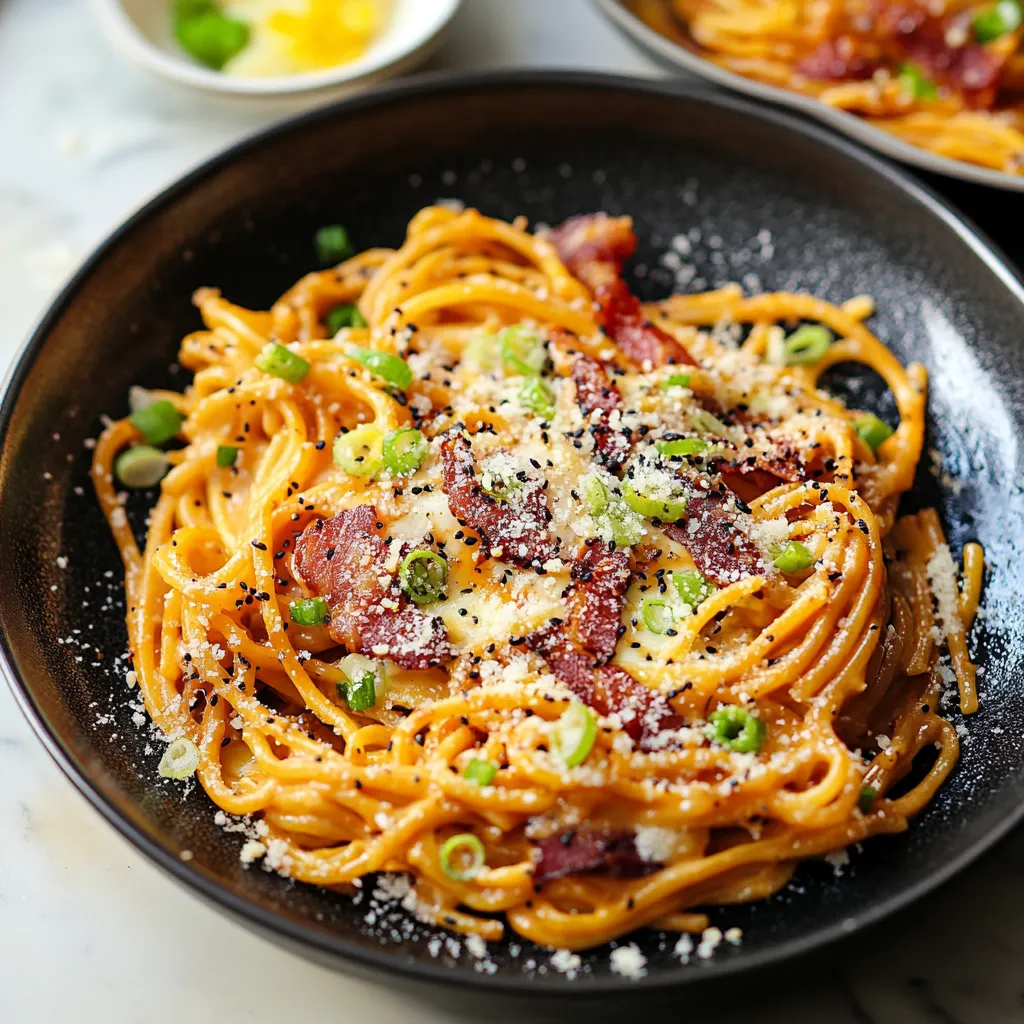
[90,0,461,101]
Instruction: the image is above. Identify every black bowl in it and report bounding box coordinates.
[4,71,1024,1009]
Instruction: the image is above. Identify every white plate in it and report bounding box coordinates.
[592,0,1024,192]
[91,0,461,103]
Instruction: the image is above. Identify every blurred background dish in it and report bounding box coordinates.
[90,0,460,101]
[592,0,1024,191]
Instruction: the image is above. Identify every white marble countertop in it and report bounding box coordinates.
[2,2,1024,1021]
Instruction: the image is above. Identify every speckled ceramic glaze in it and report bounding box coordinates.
[2,73,1023,1010]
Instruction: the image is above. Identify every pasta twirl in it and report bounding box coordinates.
[93,206,980,951]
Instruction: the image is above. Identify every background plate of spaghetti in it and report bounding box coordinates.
[2,72,1024,1005]
[594,0,1024,192]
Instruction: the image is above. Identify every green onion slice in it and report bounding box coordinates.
[853,413,894,452]
[673,569,715,609]
[464,758,498,786]
[641,595,675,634]
[770,325,832,366]
[464,331,501,371]
[705,706,767,754]
[115,445,169,489]
[553,701,597,768]
[584,475,610,516]
[254,342,311,384]
[655,436,711,458]
[216,445,239,467]
[333,425,383,476]
[519,375,556,418]
[774,540,814,574]
[584,476,646,546]
[173,1,249,70]
[622,480,688,523]
[348,346,413,391]
[498,325,547,376]
[974,0,1023,41]
[858,784,877,813]
[338,673,376,713]
[289,597,328,626]
[439,832,486,881]
[691,409,731,436]
[382,427,428,476]
[130,399,184,446]
[315,224,353,265]
[325,302,367,334]
[898,61,938,100]
[399,549,448,605]
[660,373,691,391]
[158,736,200,779]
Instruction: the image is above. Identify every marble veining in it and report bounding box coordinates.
[1,1,1023,1021]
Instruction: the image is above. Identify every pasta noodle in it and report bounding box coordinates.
[93,206,981,952]
[629,0,1024,175]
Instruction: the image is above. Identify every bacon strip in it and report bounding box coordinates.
[570,355,632,472]
[798,39,876,80]
[533,827,657,884]
[293,506,452,670]
[438,431,558,568]
[550,213,697,369]
[716,439,805,504]
[524,541,682,746]
[663,495,765,587]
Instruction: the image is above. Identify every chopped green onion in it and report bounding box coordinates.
[622,480,688,523]
[115,446,169,489]
[173,1,249,70]
[770,325,832,366]
[673,569,715,609]
[315,224,353,265]
[338,672,376,713]
[289,597,328,626]
[898,61,938,100]
[464,758,498,786]
[705,706,767,754]
[519,375,556,418]
[439,832,486,881]
[158,736,200,779]
[691,409,730,435]
[382,427,428,476]
[655,436,711,458]
[128,385,156,413]
[130,399,184,446]
[339,654,385,699]
[973,0,1022,42]
[255,341,310,384]
[641,595,675,634]
[853,413,894,452]
[553,701,597,768]
[584,475,610,516]
[660,373,691,391]
[348,346,413,391]
[333,424,384,476]
[399,549,448,605]
[774,540,814,574]
[479,455,522,501]
[216,445,239,467]
[859,784,877,813]
[325,303,367,334]
[498,325,547,376]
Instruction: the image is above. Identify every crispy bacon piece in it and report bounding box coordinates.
[533,826,657,884]
[550,213,697,369]
[571,355,632,472]
[438,431,558,568]
[293,506,452,670]
[663,494,765,587]
[798,39,876,80]
[876,3,1000,104]
[524,542,682,746]
[716,440,806,504]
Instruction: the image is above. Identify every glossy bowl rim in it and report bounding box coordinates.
[591,0,1024,193]
[4,69,1024,996]
[88,0,462,97]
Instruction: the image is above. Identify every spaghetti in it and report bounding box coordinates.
[629,0,1024,175]
[92,206,982,952]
